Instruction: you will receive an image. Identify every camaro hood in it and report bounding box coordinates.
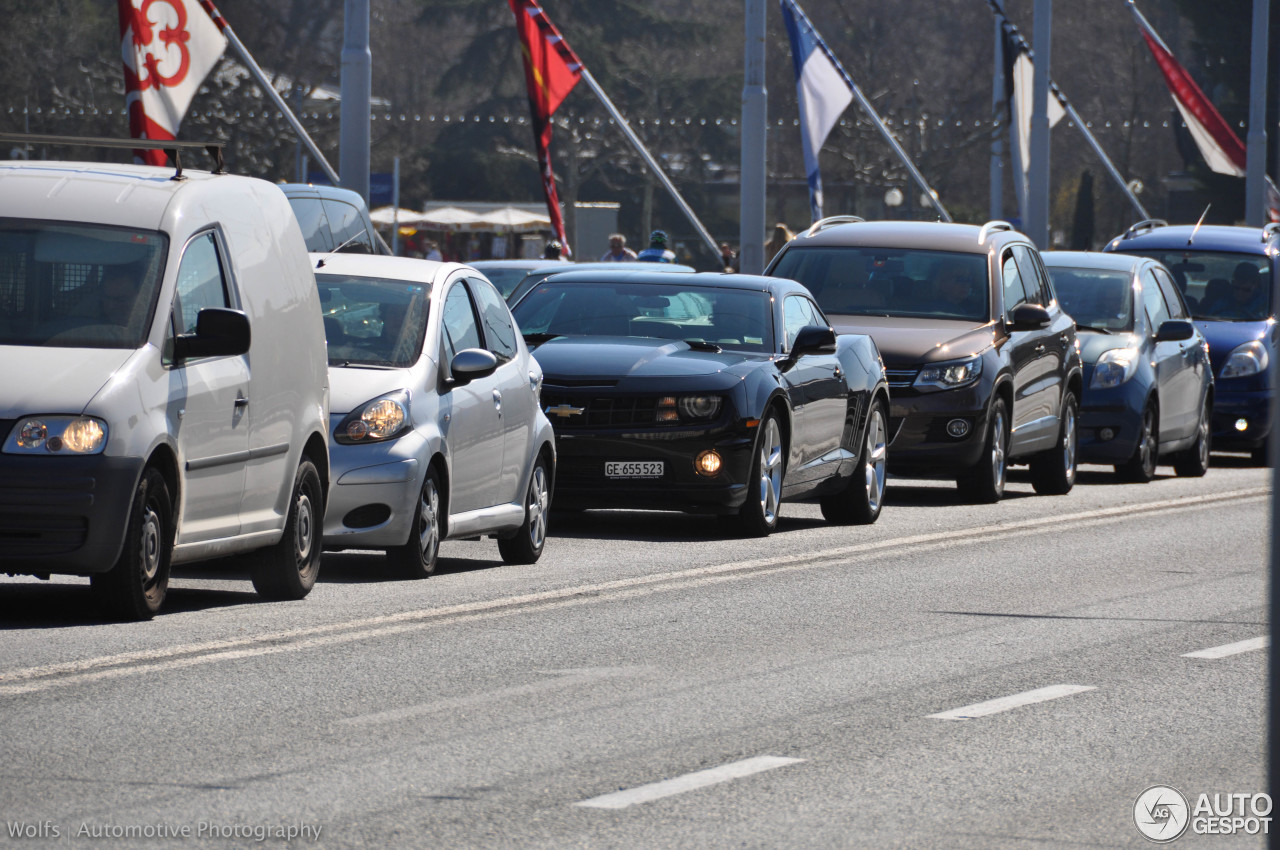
[329,365,418,415]
[828,316,995,367]
[532,337,759,387]
[0,345,137,416]
[1195,318,1275,373]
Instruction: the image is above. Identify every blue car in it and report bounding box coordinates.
[1043,251,1213,481]
[1105,221,1276,464]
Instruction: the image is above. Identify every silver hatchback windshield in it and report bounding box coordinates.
[316,274,431,367]
[0,219,168,349]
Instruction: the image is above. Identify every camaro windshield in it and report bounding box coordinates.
[510,281,775,352]
[771,246,989,321]
[316,274,431,367]
[1045,267,1134,331]
[0,219,168,349]
[1128,249,1271,322]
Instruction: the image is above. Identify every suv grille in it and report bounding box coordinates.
[884,368,918,389]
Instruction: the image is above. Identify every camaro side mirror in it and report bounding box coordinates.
[1154,319,1195,342]
[1008,303,1051,331]
[172,308,251,361]
[449,348,498,386]
[790,324,838,358]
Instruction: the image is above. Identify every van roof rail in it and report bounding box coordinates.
[977,220,1013,244]
[1120,218,1168,240]
[1262,222,1280,244]
[0,133,225,181]
[804,215,865,238]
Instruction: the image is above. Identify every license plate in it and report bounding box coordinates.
[605,461,664,478]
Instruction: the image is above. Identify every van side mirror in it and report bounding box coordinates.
[449,348,498,387]
[172,308,251,361]
[1155,319,1195,342]
[1008,303,1051,331]
[790,324,838,358]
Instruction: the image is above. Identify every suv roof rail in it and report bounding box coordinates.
[1120,218,1168,240]
[804,215,866,238]
[977,220,1013,244]
[0,132,225,181]
[1263,222,1280,244]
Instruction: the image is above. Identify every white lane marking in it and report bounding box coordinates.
[574,756,805,809]
[1182,635,1269,659]
[1,487,1264,697]
[927,685,1096,721]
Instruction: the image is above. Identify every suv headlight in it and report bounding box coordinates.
[914,356,982,391]
[335,390,411,444]
[1091,347,1139,389]
[1220,340,1269,379]
[4,416,108,455]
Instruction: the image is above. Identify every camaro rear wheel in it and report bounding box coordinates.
[821,400,887,525]
[91,467,173,621]
[1030,391,1078,495]
[1173,396,1212,477]
[736,411,784,537]
[1117,402,1158,483]
[389,466,442,578]
[957,397,1007,504]
[250,458,322,600]
[498,454,551,565]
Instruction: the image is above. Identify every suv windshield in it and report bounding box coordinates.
[316,274,430,367]
[1045,267,1134,332]
[0,219,168,349]
[511,281,774,352]
[1124,249,1270,322]
[771,246,989,321]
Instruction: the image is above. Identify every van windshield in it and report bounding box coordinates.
[0,219,168,349]
[316,274,431,367]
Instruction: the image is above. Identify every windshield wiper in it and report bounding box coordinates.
[523,332,562,344]
[684,339,722,352]
[332,360,397,369]
[1074,324,1112,334]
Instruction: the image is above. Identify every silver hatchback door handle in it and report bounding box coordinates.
[493,389,503,414]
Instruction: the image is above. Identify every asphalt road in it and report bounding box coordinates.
[0,456,1270,848]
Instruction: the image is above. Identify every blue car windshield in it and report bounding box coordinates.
[0,219,168,349]
[1045,267,1134,332]
[510,281,775,352]
[771,246,989,321]
[316,274,431,367]
[1126,250,1271,322]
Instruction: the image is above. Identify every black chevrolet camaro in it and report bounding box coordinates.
[508,270,891,535]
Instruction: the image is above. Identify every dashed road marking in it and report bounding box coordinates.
[1182,636,1269,659]
[927,684,1096,720]
[574,756,805,809]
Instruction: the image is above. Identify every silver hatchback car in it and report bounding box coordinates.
[314,254,556,575]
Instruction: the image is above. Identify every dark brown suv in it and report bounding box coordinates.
[767,219,1082,502]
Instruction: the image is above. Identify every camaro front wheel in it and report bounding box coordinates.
[735,411,785,537]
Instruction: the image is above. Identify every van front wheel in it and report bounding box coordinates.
[91,467,173,620]
[250,459,323,601]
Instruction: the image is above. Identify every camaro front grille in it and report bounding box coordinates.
[543,393,660,429]
[885,368,918,389]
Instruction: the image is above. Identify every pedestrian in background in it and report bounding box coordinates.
[636,230,676,263]
[764,223,794,265]
[719,242,739,273]
[600,233,637,261]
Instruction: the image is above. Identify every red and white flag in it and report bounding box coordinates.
[117,0,227,165]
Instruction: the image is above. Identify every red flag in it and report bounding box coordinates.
[118,0,227,165]
[508,0,583,255]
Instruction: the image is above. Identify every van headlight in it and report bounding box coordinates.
[915,356,982,391]
[4,416,108,454]
[335,390,411,444]
[1091,347,1139,389]
[1220,340,1269,378]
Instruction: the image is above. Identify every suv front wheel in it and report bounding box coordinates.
[1030,391,1078,495]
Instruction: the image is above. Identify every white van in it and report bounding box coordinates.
[0,157,330,619]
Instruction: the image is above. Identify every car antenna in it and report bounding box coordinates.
[314,232,368,269]
[1187,204,1211,246]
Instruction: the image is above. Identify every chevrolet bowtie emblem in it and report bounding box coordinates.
[546,403,585,418]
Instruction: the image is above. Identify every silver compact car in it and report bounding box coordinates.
[314,254,556,576]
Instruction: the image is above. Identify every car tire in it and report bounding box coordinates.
[820,400,887,525]
[250,458,323,601]
[735,410,785,537]
[1173,396,1212,477]
[498,454,551,565]
[957,397,1007,504]
[1030,391,1078,495]
[91,467,173,621]
[1116,401,1158,482]
[388,466,442,578]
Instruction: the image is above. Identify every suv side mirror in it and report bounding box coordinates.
[1008,303,1051,331]
[172,308,251,361]
[790,324,838,358]
[449,348,498,387]
[1154,319,1195,342]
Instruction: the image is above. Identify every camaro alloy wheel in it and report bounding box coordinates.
[1118,403,1158,483]
[737,412,784,537]
[1031,391,1078,495]
[959,398,1007,504]
[498,456,550,565]
[91,467,173,620]
[821,400,887,525]
[250,459,323,600]
[390,467,442,578]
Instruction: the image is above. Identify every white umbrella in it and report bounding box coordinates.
[473,206,551,232]
[369,206,427,226]
[418,206,483,231]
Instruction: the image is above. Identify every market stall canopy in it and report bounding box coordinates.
[473,206,552,232]
[369,206,428,226]
[418,206,484,231]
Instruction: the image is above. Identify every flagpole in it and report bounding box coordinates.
[578,68,720,258]
[990,0,1005,221]
[741,0,767,274]
[197,0,341,186]
[1245,0,1269,227]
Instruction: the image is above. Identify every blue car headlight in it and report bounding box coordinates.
[1220,340,1268,379]
[1090,347,1139,389]
[4,416,108,455]
[914,356,982,391]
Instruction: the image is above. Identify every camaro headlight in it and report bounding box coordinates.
[335,391,411,444]
[914,356,982,391]
[1091,347,1139,389]
[4,416,108,454]
[1220,340,1269,379]
[656,395,723,423]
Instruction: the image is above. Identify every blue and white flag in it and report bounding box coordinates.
[780,0,853,222]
